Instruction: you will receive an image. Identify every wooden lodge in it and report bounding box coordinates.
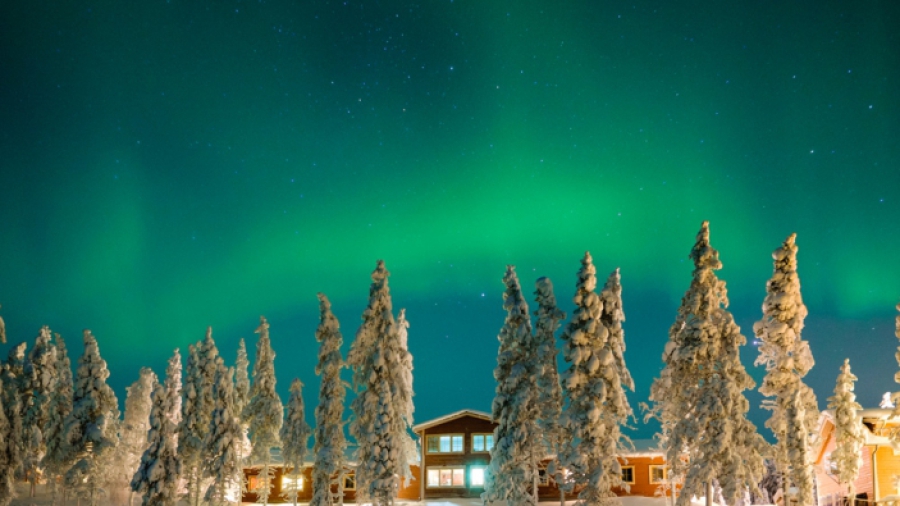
[242,408,673,503]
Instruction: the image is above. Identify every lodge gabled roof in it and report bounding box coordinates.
[412,408,493,433]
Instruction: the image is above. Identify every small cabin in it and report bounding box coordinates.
[815,408,900,506]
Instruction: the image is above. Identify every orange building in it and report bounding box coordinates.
[815,408,900,506]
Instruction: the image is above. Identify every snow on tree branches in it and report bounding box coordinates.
[281,378,311,506]
[63,330,121,506]
[827,358,864,499]
[42,333,73,500]
[754,233,818,506]
[203,365,243,506]
[483,265,540,506]
[350,261,415,506]
[131,366,181,506]
[557,255,635,506]
[243,316,283,506]
[118,367,158,495]
[0,376,16,506]
[23,326,58,493]
[650,222,767,506]
[311,293,348,506]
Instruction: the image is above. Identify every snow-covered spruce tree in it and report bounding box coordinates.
[43,332,73,502]
[179,341,205,506]
[164,349,182,437]
[0,304,5,344]
[311,293,348,506]
[3,342,27,485]
[532,277,567,506]
[0,376,16,506]
[131,372,182,506]
[391,308,417,487]
[118,367,158,502]
[891,304,900,428]
[243,316,283,506]
[281,378,311,506]
[349,259,395,504]
[63,329,121,506]
[232,338,251,493]
[203,365,243,506]
[23,325,58,495]
[483,265,540,506]
[557,256,634,506]
[754,233,818,506]
[234,339,250,420]
[351,262,415,506]
[827,358,864,502]
[655,222,767,506]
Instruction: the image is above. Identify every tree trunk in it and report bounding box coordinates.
[706,481,713,506]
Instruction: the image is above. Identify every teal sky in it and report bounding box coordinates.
[1,0,898,439]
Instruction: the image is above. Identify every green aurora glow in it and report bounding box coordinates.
[1,0,898,437]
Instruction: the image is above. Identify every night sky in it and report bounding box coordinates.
[1,0,898,440]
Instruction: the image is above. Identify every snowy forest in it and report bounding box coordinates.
[0,222,898,506]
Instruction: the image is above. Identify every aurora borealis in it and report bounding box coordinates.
[1,0,898,438]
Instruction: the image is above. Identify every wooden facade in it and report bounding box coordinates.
[242,408,672,503]
[814,408,900,505]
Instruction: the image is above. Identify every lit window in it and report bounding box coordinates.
[650,465,667,484]
[343,472,356,490]
[621,466,635,484]
[471,466,486,487]
[426,434,464,453]
[426,467,466,487]
[471,433,495,453]
[538,469,550,486]
[281,475,304,491]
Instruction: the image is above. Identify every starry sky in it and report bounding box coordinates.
[1,0,898,440]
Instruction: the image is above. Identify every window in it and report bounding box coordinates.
[621,466,635,484]
[537,468,550,487]
[342,472,356,491]
[471,433,495,453]
[650,465,667,484]
[426,434,464,453]
[470,466,486,487]
[426,467,466,488]
[649,465,667,484]
[281,475,304,491]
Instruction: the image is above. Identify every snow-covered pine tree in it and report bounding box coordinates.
[0,376,16,506]
[754,233,818,506]
[3,342,27,485]
[311,293,348,506]
[63,329,121,506]
[891,304,900,429]
[483,265,540,506]
[594,268,635,498]
[119,367,158,502]
[131,371,182,506]
[532,277,567,506]
[179,341,206,506]
[233,338,251,492]
[243,316,283,506]
[203,365,243,506]
[0,304,5,344]
[349,260,397,505]
[23,325,58,495]
[164,349,182,436]
[280,378,311,506]
[234,339,250,421]
[827,358,864,502]
[43,332,73,502]
[390,308,416,487]
[655,222,767,506]
[557,256,634,506]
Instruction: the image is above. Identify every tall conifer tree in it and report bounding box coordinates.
[754,233,818,505]
[280,378,311,506]
[243,316,283,506]
[311,294,347,506]
[827,359,864,502]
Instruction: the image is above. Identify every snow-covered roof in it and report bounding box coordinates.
[622,439,665,457]
[412,409,492,433]
[819,408,898,447]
